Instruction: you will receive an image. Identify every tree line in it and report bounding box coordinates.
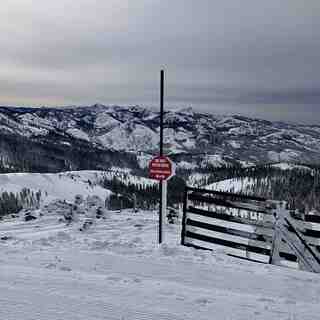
[0,188,41,218]
[197,164,320,213]
[101,175,186,210]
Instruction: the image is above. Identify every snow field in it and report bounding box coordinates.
[1,207,320,319]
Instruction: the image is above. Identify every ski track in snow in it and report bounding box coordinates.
[1,210,320,319]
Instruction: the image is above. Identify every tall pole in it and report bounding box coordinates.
[159,70,164,244]
[160,70,164,156]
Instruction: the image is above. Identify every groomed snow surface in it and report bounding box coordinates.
[1,207,320,319]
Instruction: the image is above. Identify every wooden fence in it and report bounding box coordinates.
[181,186,320,272]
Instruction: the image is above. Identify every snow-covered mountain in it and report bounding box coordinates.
[1,104,320,172]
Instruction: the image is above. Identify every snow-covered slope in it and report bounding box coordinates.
[0,171,111,204]
[0,170,156,205]
[206,177,256,194]
[0,208,319,319]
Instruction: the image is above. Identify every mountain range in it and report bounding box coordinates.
[1,104,320,172]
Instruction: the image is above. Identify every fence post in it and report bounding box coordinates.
[269,203,282,265]
[270,201,320,272]
[180,186,188,245]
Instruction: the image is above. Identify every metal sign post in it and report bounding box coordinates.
[159,70,164,244]
[161,179,167,243]
[148,70,175,244]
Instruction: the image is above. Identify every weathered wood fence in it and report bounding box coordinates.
[181,186,320,272]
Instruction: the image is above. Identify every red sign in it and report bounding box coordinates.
[149,156,174,181]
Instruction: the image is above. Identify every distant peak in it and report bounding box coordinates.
[171,106,194,115]
[91,103,107,109]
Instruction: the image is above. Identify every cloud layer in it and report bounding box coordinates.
[1,0,320,123]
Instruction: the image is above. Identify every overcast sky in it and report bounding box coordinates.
[1,0,320,123]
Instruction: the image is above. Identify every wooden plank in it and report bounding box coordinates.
[188,193,267,213]
[191,204,267,222]
[278,259,299,270]
[184,237,270,263]
[186,186,267,201]
[305,215,320,224]
[283,224,320,245]
[186,225,271,249]
[185,237,298,266]
[186,230,270,255]
[187,212,274,237]
[285,217,320,266]
[291,219,320,232]
[189,207,320,238]
[305,229,320,238]
[303,235,320,246]
[187,218,271,242]
[188,206,273,228]
[186,221,297,258]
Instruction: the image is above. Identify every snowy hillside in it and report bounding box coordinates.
[2,104,320,172]
[206,177,256,194]
[204,163,316,194]
[0,171,109,204]
[1,207,320,319]
[0,170,156,205]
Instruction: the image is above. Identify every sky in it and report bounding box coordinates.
[1,0,320,123]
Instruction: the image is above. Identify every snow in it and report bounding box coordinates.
[239,160,255,168]
[200,154,228,168]
[206,177,255,194]
[0,124,15,133]
[0,171,111,204]
[1,169,320,319]
[271,163,312,171]
[99,169,157,187]
[0,170,157,209]
[3,105,320,166]
[268,150,302,162]
[228,140,241,148]
[1,205,320,319]
[98,122,158,152]
[163,128,195,152]
[66,128,90,141]
[177,161,197,170]
[188,173,211,187]
[94,111,120,130]
[1,167,320,319]
[23,125,48,137]
[60,141,71,146]
[136,153,153,169]
[19,113,52,129]
[228,126,252,135]
[170,106,194,115]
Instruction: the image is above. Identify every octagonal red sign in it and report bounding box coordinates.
[149,156,174,181]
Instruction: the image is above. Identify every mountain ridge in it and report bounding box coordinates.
[1,104,320,172]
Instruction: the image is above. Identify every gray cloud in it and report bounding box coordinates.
[1,0,320,123]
